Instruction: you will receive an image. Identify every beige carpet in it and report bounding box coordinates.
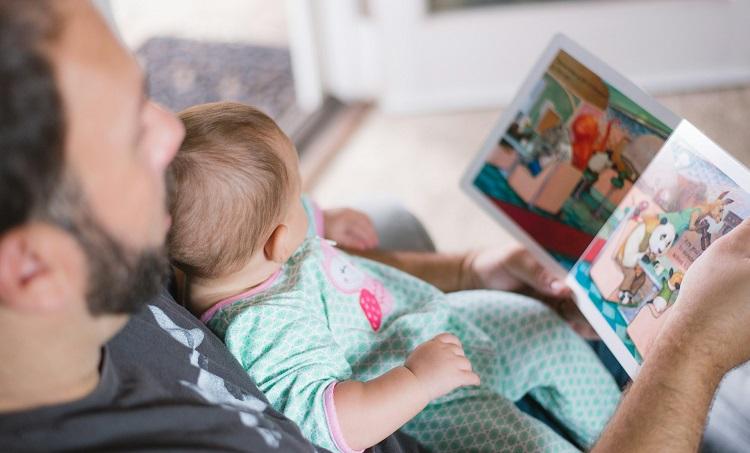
[309,86,750,253]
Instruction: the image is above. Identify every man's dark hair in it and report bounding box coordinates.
[0,0,64,234]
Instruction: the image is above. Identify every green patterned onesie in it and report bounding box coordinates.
[204,199,621,452]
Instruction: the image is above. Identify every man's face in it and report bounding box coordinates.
[51,2,184,254]
[43,2,184,321]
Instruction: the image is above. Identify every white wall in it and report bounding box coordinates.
[316,0,750,113]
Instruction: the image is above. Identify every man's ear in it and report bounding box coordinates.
[0,225,75,313]
[263,224,289,264]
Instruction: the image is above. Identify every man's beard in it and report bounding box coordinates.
[43,175,169,315]
[77,223,169,316]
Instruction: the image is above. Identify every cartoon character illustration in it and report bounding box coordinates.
[506,121,534,146]
[615,214,677,305]
[616,266,647,308]
[572,149,613,199]
[692,191,734,249]
[587,149,614,174]
[525,124,571,175]
[613,191,734,306]
[662,191,734,235]
[697,191,734,224]
[321,239,393,331]
[570,114,614,171]
[648,268,683,314]
[322,240,367,293]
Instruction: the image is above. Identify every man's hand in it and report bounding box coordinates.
[462,246,567,296]
[594,219,750,453]
[323,208,379,251]
[462,246,598,339]
[404,333,480,400]
[660,218,750,374]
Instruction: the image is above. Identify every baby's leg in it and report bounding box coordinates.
[403,392,579,452]
[447,290,621,448]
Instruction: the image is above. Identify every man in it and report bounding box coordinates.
[0,1,748,451]
[0,1,342,450]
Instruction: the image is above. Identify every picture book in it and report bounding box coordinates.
[461,34,750,377]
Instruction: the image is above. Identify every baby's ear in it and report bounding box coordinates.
[264,224,290,264]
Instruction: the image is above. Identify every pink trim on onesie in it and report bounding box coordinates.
[199,268,283,323]
[323,382,363,453]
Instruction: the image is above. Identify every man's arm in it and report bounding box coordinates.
[347,245,566,295]
[593,334,724,452]
[346,248,468,292]
[349,246,597,337]
[595,219,750,452]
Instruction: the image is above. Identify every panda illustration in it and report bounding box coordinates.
[615,215,677,305]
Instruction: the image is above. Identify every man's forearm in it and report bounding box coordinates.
[334,367,430,450]
[593,335,723,452]
[347,249,469,292]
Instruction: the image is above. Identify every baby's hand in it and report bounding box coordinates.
[323,208,379,251]
[404,333,480,400]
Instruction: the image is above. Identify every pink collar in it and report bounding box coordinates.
[199,268,283,324]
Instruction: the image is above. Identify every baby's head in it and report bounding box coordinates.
[167,102,308,283]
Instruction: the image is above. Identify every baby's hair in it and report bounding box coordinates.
[168,102,291,280]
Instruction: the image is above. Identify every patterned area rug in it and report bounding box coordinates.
[136,37,304,135]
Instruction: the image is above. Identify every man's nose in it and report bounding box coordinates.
[149,102,185,171]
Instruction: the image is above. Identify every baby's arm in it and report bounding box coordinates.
[301,195,378,251]
[334,333,480,450]
[323,207,379,251]
[225,301,477,452]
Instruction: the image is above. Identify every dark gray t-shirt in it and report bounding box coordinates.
[0,292,425,452]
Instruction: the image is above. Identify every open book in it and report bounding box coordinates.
[461,34,750,378]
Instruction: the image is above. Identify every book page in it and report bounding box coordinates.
[567,120,750,377]
[462,34,678,276]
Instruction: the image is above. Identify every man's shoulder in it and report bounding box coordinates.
[0,290,321,453]
[1,290,425,453]
[111,290,253,380]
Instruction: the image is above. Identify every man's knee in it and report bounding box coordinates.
[352,195,436,252]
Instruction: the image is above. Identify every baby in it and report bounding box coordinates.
[167,102,620,453]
